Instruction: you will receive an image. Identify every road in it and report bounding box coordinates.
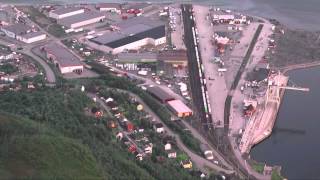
[90,88,234,175]
[0,38,56,83]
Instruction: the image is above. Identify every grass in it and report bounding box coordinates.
[251,161,265,174]
[0,113,103,180]
[271,170,285,180]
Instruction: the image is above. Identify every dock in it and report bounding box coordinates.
[239,73,289,154]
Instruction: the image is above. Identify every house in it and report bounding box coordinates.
[49,7,84,19]
[154,123,164,133]
[126,121,134,132]
[107,121,117,129]
[128,144,137,153]
[180,159,192,169]
[167,100,193,118]
[167,150,177,159]
[144,143,153,154]
[164,143,172,151]
[116,132,123,140]
[136,153,143,161]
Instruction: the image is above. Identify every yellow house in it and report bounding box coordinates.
[180,160,192,169]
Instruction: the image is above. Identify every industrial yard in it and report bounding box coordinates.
[0,1,314,180]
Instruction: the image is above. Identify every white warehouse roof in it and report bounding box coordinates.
[167,100,192,114]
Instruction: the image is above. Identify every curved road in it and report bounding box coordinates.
[0,39,56,83]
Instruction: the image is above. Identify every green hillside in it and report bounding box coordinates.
[0,114,103,179]
[0,89,197,180]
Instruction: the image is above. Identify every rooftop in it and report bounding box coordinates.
[117,53,157,63]
[21,31,45,39]
[147,86,174,102]
[158,50,188,62]
[44,43,82,67]
[90,17,165,48]
[167,100,192,113]
[51,7,83,15]
[58,11,105,28]
[122,3,151,10]
[1,23,32,35]
[96,3,121,9]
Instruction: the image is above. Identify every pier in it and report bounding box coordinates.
[239,72,309,154]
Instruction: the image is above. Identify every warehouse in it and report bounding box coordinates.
[96,3,121,13]
[89,17,166,54]
[1,23,46,43]
[18,31,47,44]
[157,50,188,67]
[147,86,175,103]
[58,11,105,30]
[1,23,32,39]
[49,7,84,19]
[167,100,193,118]
[115,52,157,71]
[43,43,83,74]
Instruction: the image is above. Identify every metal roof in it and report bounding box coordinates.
[1,23,32,35]
[21,31,45,39]
[51,7,83,15]
[90,25,165,48]
[158,50,188,62]
[44,43,82,67]
[58,11,105,28]
[117,53,157,63]
[147,86,174,103]
[167,100,193,114]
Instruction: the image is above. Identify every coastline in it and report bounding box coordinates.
[279,61,320,74]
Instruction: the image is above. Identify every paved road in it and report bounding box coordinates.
[91,88,234,175]
[0,39,56,83]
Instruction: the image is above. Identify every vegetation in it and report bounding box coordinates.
[79,64,202,154]
[251,161,265,174]
[0,113,103,179]
[269,28,320,67]
[271,170,285,180]
[0,64,18,74]
[47,24,66,38]
[0,87,199,180]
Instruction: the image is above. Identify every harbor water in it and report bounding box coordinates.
[251,66,320,179]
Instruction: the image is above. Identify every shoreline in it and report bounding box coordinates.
[279,61,320,74]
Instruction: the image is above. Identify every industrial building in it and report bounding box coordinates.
[43,43,83,74]
[167,99,193,118]
[96,3,121,13]
[89,17,166,54]
[116,53,157,63]
[146,86,175,103]
[49,7,84,19]
[115,52,157,71]
[157,50,188,67]
[0,23,46,43]
[57,11,105,31]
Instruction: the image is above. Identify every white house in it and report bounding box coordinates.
[154,123,164,133]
